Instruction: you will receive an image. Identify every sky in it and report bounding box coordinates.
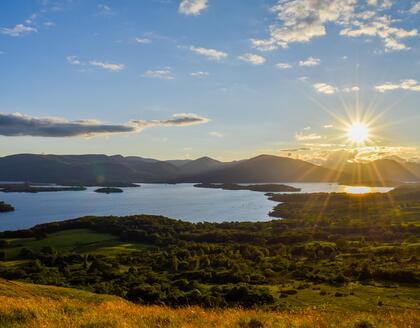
[0,0,420,163]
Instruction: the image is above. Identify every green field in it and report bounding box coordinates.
[0,229,150,260]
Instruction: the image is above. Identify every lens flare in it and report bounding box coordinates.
[347,123,369,144]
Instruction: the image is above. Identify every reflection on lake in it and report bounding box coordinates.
[343,186,376,194]
[0,183,393,231]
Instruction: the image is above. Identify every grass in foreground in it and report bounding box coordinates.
[0,279,418,328]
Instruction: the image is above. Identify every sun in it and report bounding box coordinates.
[347,123,369,144]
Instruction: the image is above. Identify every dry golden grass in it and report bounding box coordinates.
[0,280,418,328]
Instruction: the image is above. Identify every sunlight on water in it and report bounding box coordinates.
[343,186,373,194]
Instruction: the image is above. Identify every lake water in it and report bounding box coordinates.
[0,183,393,231]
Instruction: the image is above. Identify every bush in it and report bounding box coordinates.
[353,319,374,328]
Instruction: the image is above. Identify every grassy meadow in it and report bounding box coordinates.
[0,279,418,328]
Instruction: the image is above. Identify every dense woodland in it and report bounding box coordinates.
[0,185,419,309]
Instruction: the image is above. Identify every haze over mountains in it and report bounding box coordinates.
[0,153,419,186]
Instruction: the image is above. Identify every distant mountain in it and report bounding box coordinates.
[1,153,418,186]
[177,155,344,183]
[0,154,179,185]
[165,159,193,167]
[177,157,227,175]
[339,159,420,185]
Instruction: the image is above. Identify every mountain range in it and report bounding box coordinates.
[0,153,419,186]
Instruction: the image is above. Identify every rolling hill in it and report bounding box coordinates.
[0,279,416,328]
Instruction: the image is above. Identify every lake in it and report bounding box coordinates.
[0,183,393,231]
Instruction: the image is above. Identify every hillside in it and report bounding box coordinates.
[179,155,345,183]
[0,279,417,328]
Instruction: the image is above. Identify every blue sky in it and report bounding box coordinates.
[1,0,420,163]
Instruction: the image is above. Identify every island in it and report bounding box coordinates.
[0,184,86,193]
[0,201,14,212]
[194,182,301,192]
[94,187,124,194]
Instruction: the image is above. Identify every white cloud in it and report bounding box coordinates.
[410,2,420,14]
[43,22,55,27]
[296,132,322,141]
[89,60,125,72]
[299,57,321,67]
[342,86,360,92]
[313,83,337,94]
[209,131,223,138]
[257,1,417,52]
[238,53,266,65]
[190,71,209,77]
[143,67,174,80]
[135,37,151,44]
[267,0,356,48]
[375,79,420,92]
[324,124,334,128]
[276,62,292,69]
[67,56,81,65]
[0,24,37,37]
[189,46,228,60]
[179,0,208,16]
[250,38,277,52]
[340,15,418,52]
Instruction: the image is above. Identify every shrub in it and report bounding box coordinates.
[353,319,375,328]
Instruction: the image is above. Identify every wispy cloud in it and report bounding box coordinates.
[89,60,125,72]
[375,79,420,92]
[299,57,320,67]
[313,83,337,95]
[135,37,151,44]
[97,4,113,16]
[209,131,223,138]
[0,24,37,37]
[0,112,209,137]
[189,46,228,60]
[143,67,174,80]
[179,0,208,16]
[276,62,292,69]
[342,86,360,92]
[67,56,81,65]
[190,71,209,77]
[238,53,266,65]
[296,132,322,141]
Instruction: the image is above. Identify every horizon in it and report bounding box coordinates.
[1,0,420,164]
[0,151,419,166]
